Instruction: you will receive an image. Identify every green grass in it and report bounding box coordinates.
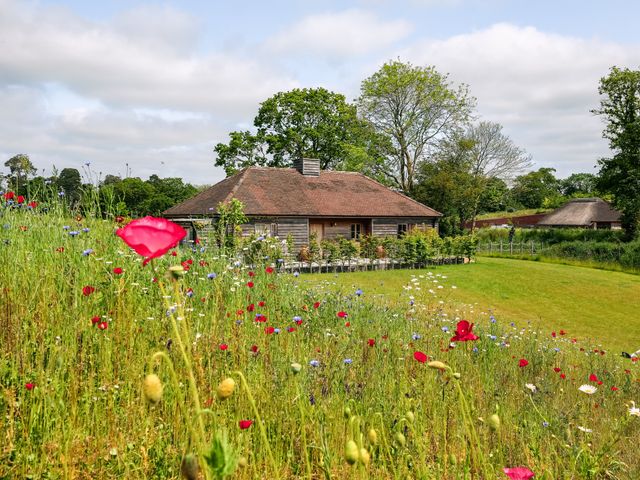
[302,257,640,351]
[475,208,551,220]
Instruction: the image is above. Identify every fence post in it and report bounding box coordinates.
[510,242,513,255]
[500,241,503,254]
[531,240,534,254]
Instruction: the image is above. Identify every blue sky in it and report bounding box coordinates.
[2,0,640,185]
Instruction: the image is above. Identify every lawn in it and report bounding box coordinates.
[302,257,640,352]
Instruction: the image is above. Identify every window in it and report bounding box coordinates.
[270,223,279,237]
[397,224,408,238]
[350,223,362,240]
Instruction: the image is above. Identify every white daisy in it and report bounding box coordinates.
[629,401,640,417]
[578,384,597,395]
[577,426,592,433]
[525,383,537,393]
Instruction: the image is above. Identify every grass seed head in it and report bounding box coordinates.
[142,374,163,404]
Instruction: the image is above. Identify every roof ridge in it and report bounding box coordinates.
[355,172,443,216]
[223,168,250,204]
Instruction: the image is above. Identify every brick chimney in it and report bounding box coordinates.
[293,158,320,176]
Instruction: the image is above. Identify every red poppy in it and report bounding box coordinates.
[82,285,95,296]
[115,215,125,223]
[265,326,275,335]
[611,386,618,391]
[56,246,64,253]
[345,322,350,327]
[367,338,375,347]
[219,343,228,351]
[503,467,535,480]
[414,351,428,363]
[239,420,253,430]
[337,311,347,318]
[247,281,254,288]
[518,359,529,368]
[560,373,566,379]
[255,314,267,323]
[113,267,123,275]
[589,373,598,382]
[553,367,561,373]
[248,271,255,277]
[250,344,259,353]
[450,320,479,342]
[295,318,303,326]
[98,321,108,330]
[181,261,191,271]
[171,251,177,256]
[559,330,567,335]
[247,303,255,312]
[313,302,321,309]
[17,195,25,204]
[28,201,38,208]
[91,316,101,325]
[551,331,557,338]
[25,382,35,390]
[265,267,274,274]
[287,327,296,333]
[4,191,15,200]
[199,260,208,267]
[116,216,186,264]
[258,301,265,307]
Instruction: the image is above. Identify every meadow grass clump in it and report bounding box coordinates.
[0,199,639,479]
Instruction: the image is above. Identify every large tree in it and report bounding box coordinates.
[592,66,640,238]
[510,168,562,209]
[4,154,37,191]
[214,88,383,176]
[357,60,475,194]
[57,168,83,203]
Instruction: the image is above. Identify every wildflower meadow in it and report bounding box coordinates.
[1,195,639,479]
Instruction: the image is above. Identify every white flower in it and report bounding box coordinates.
[629,401,640,417]
[578,384,597,395]
[525,383,537,393]
[577,426,592,433]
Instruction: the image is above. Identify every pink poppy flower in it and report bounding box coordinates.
[116,216,186,265]
[503,467,535,479]
[337,311,347,318]
[25,382,35,391]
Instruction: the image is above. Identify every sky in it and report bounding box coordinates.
[1,0,640,186]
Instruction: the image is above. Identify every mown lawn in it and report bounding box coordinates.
[302,257,640,351]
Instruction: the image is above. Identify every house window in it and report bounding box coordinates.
[350,223,362,240]
[397,224,408,238]
[270,223,279,237]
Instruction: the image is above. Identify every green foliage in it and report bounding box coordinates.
[204,430,239,479]
[510,168,562,209]
[57,168,82,204]
[475,227,625,244]
[4,153,37,191]
[214,88,385,176]
[358,60,475,194]
[216,198,248,251]
[593,66,640,239]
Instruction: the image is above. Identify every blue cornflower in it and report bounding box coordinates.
[82,248,93,256]
[235,320,242,325]
[69,231,79,237]
[82,228,90,233]
[489,335,497,341]
[441,326,449,333]
[490,315,497,323]
[472,347,479,353]
[273,328,281,334]
[412,333,421,340]
[277,258,284,263]
[293,316,302,322]
[554,347,561,352]
[343,358,353,365]
[293,271,300,277]
[62,225,70,230]
[207,272,217,279]
[355,289,363,296]
[409,299,415,306]
[309,359,320,367]
[542,421,550,428]
[58,191,65,197]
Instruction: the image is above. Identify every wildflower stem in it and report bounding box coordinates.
[295,381,313,479]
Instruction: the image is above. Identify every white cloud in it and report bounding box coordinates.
[265,9,413,58]
[396,23,640,175]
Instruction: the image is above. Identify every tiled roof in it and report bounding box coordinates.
[163,167,441,218]
[537,198,621,226]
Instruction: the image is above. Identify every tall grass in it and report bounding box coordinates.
[0,201,639,479]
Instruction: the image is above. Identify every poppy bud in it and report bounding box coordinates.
[180,453,199,480]
[394,432,406,447]
[216,378,236,400]
[427,360,448,371]
[343,406,351,419]
[345,440,359,465]
[452,372,461,379]
[167,265,185,280]
[405,411,415,423]
[488,413,501,431]
[449,453,458,465]
[367,428,378,445]
[143,374,163,403]
[291,362,302,374]
[359,448,370,465]
[238,456,248,468]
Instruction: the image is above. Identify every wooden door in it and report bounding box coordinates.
[309,222,324,242]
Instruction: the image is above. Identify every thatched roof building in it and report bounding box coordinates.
[536,198,621,229]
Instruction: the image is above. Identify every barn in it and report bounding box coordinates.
[163,158,441,247]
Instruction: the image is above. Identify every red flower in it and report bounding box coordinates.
[250,344,259,353]
[313,302,321,309]
[258,301,265,307]
[219,343,228,351]
[367,338,375,347]
[589,373,598,382]
[236,309,244,316]
[247,281,254,288]
[294,318,303,326]
[171,251,177,256]
[113,267,123,275]
[91,316,101,325]
[450,320,479,342]
[17,195,25,204]
[4,191,15,200]
[345,322,350,327]
[551,331,556,338]
[518,358,529,368]
[287,327,296,333]
[199,260,208,266]
[265,326,275,335]
[98,321,108,330]
[28,201,38,208]
[559,330,567,335]
[560,373,566,379]
[248,271,255,277]
[265,267,274,274]
[611,386,618,391]
[82,285,95,296]
[503,467,535,480]
[337,311,347,318]
[56,246,64,253]
[239,420,253,430]
[116,216,186,264]
[255,314,267,323]
[553,367,561,373]
[247,303,255,312]
[25,382,35,391]
[414,351,428,363]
